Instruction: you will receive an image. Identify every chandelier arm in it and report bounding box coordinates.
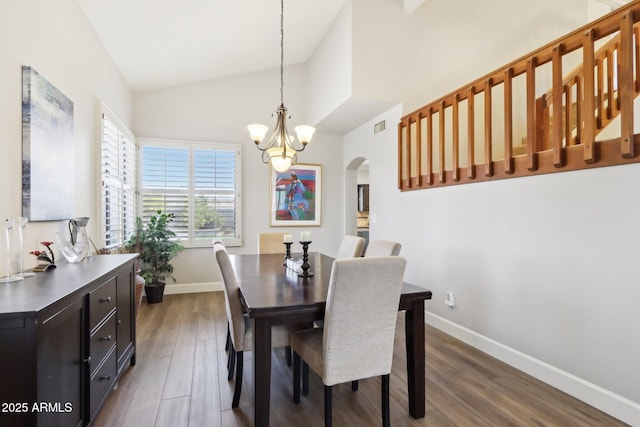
[288,138,306,152]
[261,150,271,164]
[256,131,279,151]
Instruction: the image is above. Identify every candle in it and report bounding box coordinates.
[283,233,293,243]
[300,231,311,242]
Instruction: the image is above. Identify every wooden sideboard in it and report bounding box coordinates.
[0,254,138,426]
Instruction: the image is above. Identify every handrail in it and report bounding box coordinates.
[398,0,640,191]
[538,22,640,149]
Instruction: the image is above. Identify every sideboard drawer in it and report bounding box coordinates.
[89,348,117,421]
[89,311,117,376]
[89,276,116,331]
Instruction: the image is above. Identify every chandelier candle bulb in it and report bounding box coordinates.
[300,231,311,242]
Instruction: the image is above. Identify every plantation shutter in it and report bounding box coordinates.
[192,147,239,244]
[139,139,241,246]
[140,145,190,239]
[101,108,136,250]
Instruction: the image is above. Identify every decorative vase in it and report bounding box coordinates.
[1,218,21,283]
[144,283,166,304]
[18,217,35,277]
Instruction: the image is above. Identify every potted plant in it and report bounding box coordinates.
[126,210,184,304]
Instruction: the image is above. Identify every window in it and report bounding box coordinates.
[100,105,137,250]
[138,138,241,247]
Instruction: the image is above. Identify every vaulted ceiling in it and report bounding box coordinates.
[77,0,428,93]
[77,0,347,92]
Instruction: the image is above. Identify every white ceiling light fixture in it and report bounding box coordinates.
[247,0,315,173]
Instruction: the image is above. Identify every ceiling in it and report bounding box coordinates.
[78,0,632,95]
[77,0,349,92]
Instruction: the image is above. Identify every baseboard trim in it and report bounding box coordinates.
[164,282,223,295]
[425,311,640,426]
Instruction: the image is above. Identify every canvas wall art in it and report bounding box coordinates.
[270,164,321,226]
[22,66,74,221]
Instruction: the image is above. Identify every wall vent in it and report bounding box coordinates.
[374,120,386,134]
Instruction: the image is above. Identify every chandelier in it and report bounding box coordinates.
[247,0,315,172]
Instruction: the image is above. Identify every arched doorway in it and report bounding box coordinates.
[344,157,369,245]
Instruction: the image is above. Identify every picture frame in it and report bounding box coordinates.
[22,66,75,221]
[270,164,322,226]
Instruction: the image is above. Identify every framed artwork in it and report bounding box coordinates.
[22,66,75,221]
[270,164,322,226]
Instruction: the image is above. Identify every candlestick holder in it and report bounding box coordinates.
[298,241,313,277]
[282,242,292,266]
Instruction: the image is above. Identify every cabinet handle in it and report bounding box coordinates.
[100,335,112,342]
[84,356,92,363]
[100,375,111,381]
[100,296,112,303]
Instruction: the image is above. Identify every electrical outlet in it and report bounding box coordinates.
[445,291,456,308]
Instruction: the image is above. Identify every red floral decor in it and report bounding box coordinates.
[30,241,55,265]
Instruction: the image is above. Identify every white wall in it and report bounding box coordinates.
[307,0,353,127]
[341,1,640,423]
[0,0,132,275]
[133,66,345,287]
[351,0,587,116]
[346,104,640,425]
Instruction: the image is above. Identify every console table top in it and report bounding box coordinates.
[0,254,138,318]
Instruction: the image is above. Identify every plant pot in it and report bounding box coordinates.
[145,283,166,304]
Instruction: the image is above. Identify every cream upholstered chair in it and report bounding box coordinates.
[290,256,407,427]
[335,235,365,259]
[257,232,286,254]
[214,242,304,407]
[213,239,233,354]
[364,240,401,257]
[313,235,366,330]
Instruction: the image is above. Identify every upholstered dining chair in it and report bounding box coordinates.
[313,235,366,331]
[290,256,407,427]
[214,242,304,407]
[335,235,366,259]
[364,240,401,257]
[257,232,286,254]
[212,239,234,354]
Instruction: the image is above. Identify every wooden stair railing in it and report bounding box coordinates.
[536,21,640,151]
[398,0,640,191]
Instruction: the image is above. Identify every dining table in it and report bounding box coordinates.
[229,251,432,427]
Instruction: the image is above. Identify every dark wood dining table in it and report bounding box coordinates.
[229,251,432,427]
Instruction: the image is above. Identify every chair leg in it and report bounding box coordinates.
[302,361,309,396]
[293,351,301,403]
[225,323,230,352]
[381,374,390,427]
[285,345,292,366]
[324,385,333,427]
[351,380,358,391]
[232,351,244,408]
[228,346,236,381]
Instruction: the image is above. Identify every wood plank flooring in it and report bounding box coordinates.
[93,293,628,427]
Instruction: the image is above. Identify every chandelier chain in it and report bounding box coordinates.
[280,0,284,106]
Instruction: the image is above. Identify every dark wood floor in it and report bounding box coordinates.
[93,292,628,427]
